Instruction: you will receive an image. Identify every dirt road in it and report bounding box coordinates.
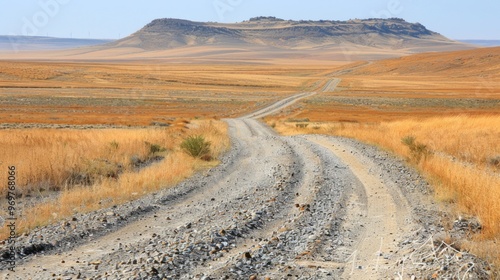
[2,78,484,279]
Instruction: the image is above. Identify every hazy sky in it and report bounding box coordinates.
[1,0,499,40]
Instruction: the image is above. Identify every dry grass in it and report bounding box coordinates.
[0,62,325,92]
[0,120,229,239]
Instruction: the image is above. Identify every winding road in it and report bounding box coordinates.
[3,78,415,279]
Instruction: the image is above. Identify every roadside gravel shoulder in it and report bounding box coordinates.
[316,135,492,279]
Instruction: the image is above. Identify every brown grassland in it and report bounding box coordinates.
[267,47,500,265]
[0,120,229,239]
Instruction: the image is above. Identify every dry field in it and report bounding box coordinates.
[0,120,229,239]
[0,61,339,126]
[267,47,500,265]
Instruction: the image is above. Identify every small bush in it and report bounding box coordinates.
[488,155,500,168]
[145,142,167,157]
[296,123,309,128]
[67,159,122,186]
[109,141,119,150]
[402,135,431,163]
[181,135,211,160]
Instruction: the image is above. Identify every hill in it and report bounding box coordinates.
[459,40,500,47]
[113,17,466,52]
[349,46,500,78]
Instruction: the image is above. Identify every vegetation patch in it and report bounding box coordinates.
[401,135,431,163]
[181,135,212,161]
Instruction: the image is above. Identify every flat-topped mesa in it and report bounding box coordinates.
[109,17,466,52]
[360,18,434,37]
[142,18,238,36]
[144,18,205,30]
[247,16,286,22]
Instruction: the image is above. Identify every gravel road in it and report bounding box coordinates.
[1,80,491,279]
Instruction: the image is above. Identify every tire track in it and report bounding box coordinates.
[306,135,413,279]
[203,136,337,279]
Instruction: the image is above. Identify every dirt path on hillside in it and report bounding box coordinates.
[2,77,487,279]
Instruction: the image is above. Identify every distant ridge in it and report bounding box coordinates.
[0,36,112,51]
[458,40,500,47]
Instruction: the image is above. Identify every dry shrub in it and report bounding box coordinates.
[181,136,211,160]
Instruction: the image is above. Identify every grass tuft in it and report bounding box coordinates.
[401,135,431,163]
[145,142,167,158]
[181,135,212,160]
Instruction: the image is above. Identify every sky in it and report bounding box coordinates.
[1,0,499,40]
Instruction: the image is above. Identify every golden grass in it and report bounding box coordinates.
[0,120,229,239]
[0,61,334,93]
[0,61,342,125]
[350,47,500,79]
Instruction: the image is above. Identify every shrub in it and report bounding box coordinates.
[181,135,212,160]
[145,141,167,157]
[109,141,119,150]
[401,135,431,163]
